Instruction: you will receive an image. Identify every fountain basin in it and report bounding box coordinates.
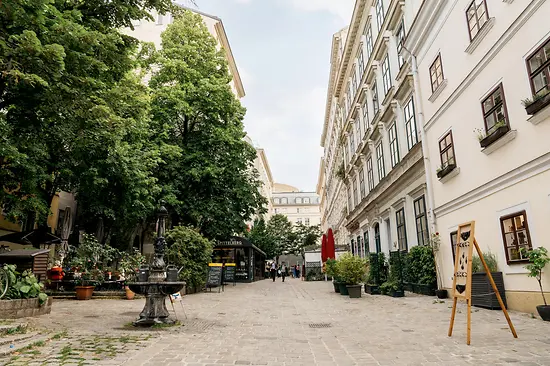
[127,281,185,327]
[128,282,185,296]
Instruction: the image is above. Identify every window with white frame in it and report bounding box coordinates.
[367,157,374,191]
[404,97,418,150]
[376,142,385,181]
[358,48,365,76]
[296,218,303,225]
[365,25,374,60]
[396,20,406,68]
[388,122,400,167]
[362,99,369,130]
[372,82,380,115]
[359,168,366,198]
[382,55,392,95]
[351,65,358,95]
[281,198,288,204]
[295,197,302,204]
[304,197,310,204]
[375,0,385,31]
[305,218,310,226]
[274,198,280,204]
[349,129,355,154]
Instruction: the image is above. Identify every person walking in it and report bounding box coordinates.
[270,262,276,282]
[281,263,287,282]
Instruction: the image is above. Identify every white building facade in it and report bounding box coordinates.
[406,0,550,313]
[272,184,321,227]
[320,0,432,259]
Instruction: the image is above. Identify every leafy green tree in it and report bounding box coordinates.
[289,223,322,261]
[266,214,294,261]
[166,226,213,292]
[246,218,277,259]
[148,10,266,240]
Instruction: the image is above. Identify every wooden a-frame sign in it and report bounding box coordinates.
[448,221,518,345]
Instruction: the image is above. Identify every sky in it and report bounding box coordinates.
[192,0,355,192]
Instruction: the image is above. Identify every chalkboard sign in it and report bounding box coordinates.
[223,264,236,285]
[207,264,223,292]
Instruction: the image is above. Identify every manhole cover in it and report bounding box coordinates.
[309,323,332,328]
[402,329,414,333]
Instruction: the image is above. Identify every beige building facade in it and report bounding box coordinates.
[272,184,321,227]
[406,0,550,313]
[320,0,432,259]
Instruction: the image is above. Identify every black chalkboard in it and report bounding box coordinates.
[223,266,236,284]
[207,266,223,291]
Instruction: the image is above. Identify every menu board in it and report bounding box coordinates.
[223,264,236,283]
[207,264,223,289]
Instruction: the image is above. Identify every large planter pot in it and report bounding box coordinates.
[333,282,340,293]
[347,285,362,298]
[338,283,349,296]
[436,289,448,299]
[536,305,550,321]
[479,125,509,148]
[525,93,550,115]
[365,284,380,295]
[471,272,507,310]
[418,284,436,296]
[75,286,95,301]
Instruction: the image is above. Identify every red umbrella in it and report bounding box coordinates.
[321,234,327,262]
[327,228,335,260]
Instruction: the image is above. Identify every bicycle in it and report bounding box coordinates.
[0,265,8,299]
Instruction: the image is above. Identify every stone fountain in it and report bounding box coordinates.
[128,204,185,327]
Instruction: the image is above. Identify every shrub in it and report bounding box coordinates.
[69,234,118,272]
[119,249,146,281]
[166,226,213,291]
[405,246,436,286]
[336,253,367,285]
[367,252,386,285]
[471,251,498,273]
[521,247,550,306]
[325,258,337,279]
[3,265,48,305]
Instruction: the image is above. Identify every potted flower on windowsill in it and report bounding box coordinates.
[336,253,367,298]
[522,90,550,115]
[521,247,550,321]
[436,162,457,179]
[475,121,509,148]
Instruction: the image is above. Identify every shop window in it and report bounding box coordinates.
[500,211,532,264]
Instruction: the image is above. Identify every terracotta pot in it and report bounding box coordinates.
[75,286,95,300]
[125,287,135,300]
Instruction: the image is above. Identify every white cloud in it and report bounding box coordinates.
[286,0,355,22]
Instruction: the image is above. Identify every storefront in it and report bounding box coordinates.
[212,236,266,282]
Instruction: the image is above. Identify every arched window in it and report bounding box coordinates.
[281,197,288,204]
[274,198,280,204]
[374,223,381,253]
[304,197,310,204]
[295,197,302,204]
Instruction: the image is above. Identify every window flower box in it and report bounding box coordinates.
[479,125,509,148]
[436,163,457,179]
[523,92,550,116]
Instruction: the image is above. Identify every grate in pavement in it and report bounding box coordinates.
[308,323,332,328]
[181,319,219,333]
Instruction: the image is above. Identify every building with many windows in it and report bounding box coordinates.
[272,184,321,227]
[406,0,550,313]
[319,0,432,259]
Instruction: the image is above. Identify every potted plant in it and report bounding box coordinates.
[522,90,550,115]
[337,253,367,298]
[325,258,339,293]
[74,269,104,300]
[521,247,550,321]
[404,245,437,296]
[427,233,448,299]
[475,121,509,148]
[381,251,404,297]
[119,249,146,300]
[436,162,457,179]
[471,251,506,309]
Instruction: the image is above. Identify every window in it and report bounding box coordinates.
[430,54,444,92]
[352,65,358,94]
[382,55,392,95]
[439,131,456,168]
[404,98,418,150]
[388,122,400,168]
[357,235,363,257]
[365,25,374,60]
[295,197,302,204]
[396,20,406,68]
[396,208,408,252]
[355,121,361,149]
[274,208,279,214]
[352,179,358,208]
[376,142,385,181]
[349,130,355,154]
[450,231,458,263]
[367,157,374,190]
[297,218,303,225]
[414,196,429,246]
[374,223,381,253]
[481,84,509,135]
[348,188,353,210]
[274,198,280,204]
[351,239,355,255]
[500,211,533,264]
[527,38,550,95]
[358,48,365,76]
[297,208,300,213]
[359,168,366,198]
[364,231,370,253]
[304,197,310,204]
[362,99,369,131]
[375,0,385,31]
[281,197,288,204]
[372,82,380,115]
[305,218,310,226]
[347,83,353,110]
[466,0,489,41]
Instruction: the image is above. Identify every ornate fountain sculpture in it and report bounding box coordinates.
[129,204,185,326]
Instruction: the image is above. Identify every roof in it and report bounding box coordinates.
[215,236,267,256]
[273,183,300,193]
[0,249,50,258]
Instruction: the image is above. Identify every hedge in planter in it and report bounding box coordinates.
[404,246,437,296]
[381,251,404,297]
[336,253,367,298]
[471,252,507,310]
[325,259,340,293]
[365,253,386,295]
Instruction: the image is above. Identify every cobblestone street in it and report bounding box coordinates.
[3,278,550,366]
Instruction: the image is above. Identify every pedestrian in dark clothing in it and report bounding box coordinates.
[270,262,276,282]
[281,264,287,282]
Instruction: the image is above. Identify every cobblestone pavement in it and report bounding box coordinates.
[3,278,550,365]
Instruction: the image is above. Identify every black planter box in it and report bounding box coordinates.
[479,126,510,148]
[403,282,413,292]
[365,284,380,295]
[417,284,436,296]
[437,163,457,179]
[472,272,507,310]
[388,290,404,298]
[525,93,550,115]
